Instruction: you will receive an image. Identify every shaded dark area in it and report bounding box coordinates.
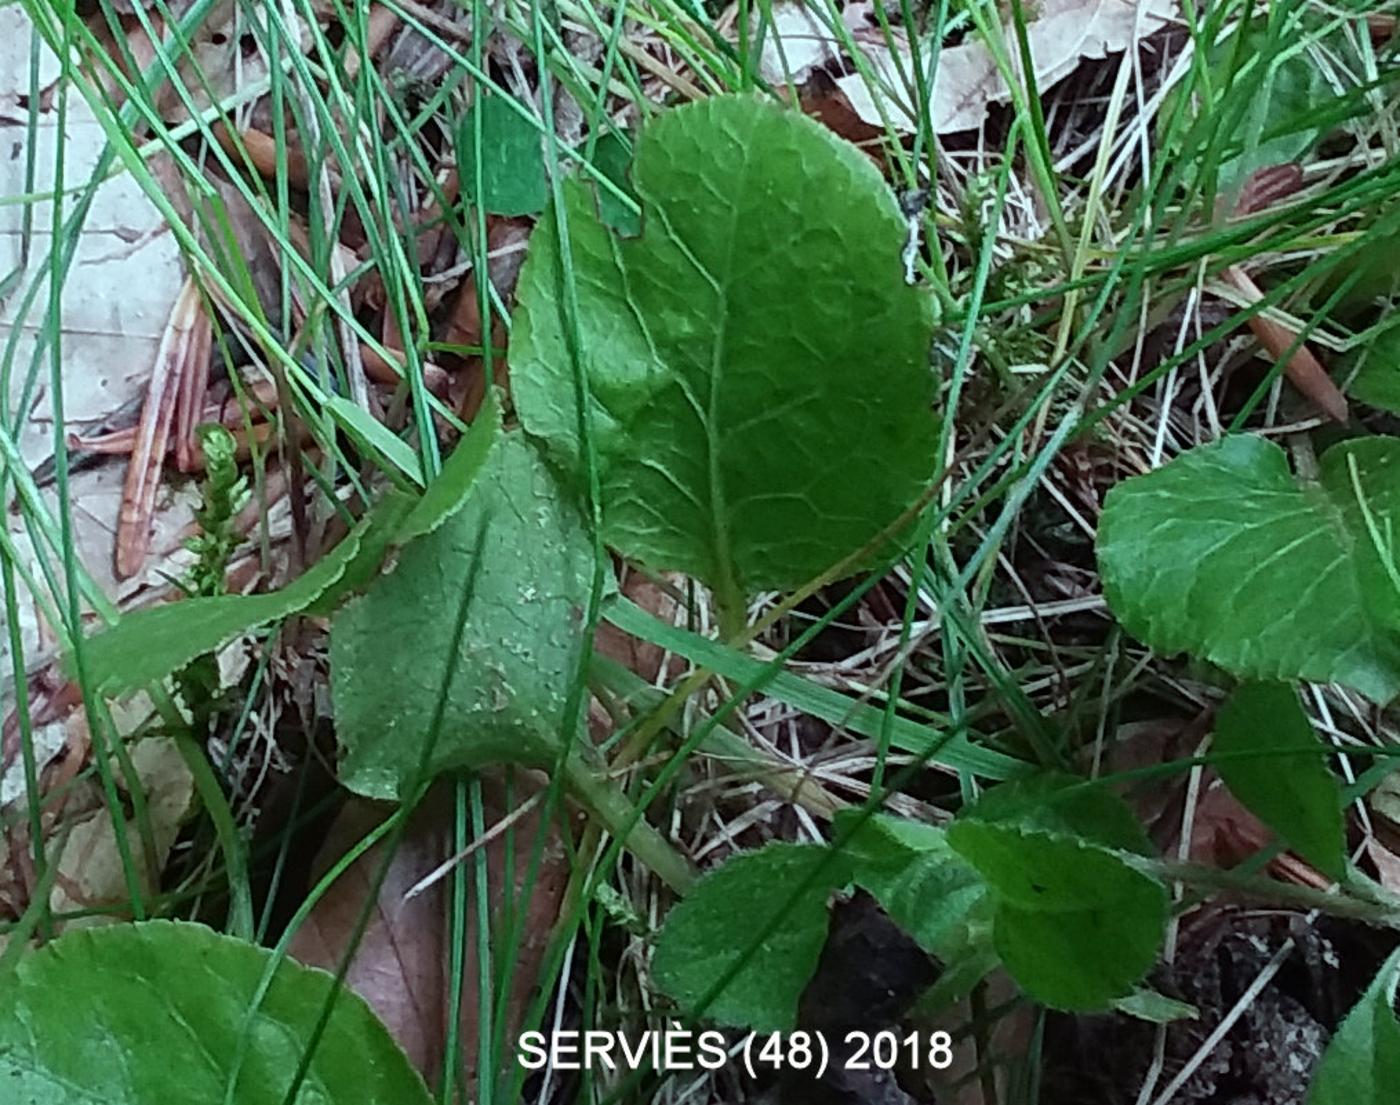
[1040,911,1396,1105]
[776,893,940,1105]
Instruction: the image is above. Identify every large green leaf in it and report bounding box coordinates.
[512,94,937,606]
[1215,21,1332,194]
[652,843,848,1031]
[1214,682,1345,879]
[947,820,1167,1011]
[1308,946,1400,1104]
[332,433,594,798]
[0,920,432,1105]
[1097,436,1400,703]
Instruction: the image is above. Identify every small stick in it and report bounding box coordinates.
[1224,163,1350,424]
[1221,265,1350,424]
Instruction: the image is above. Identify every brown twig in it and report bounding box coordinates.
[1223,164,1350,424]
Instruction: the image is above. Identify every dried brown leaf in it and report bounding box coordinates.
[594,569,681,687]
[2,9,186,472]
[290,775,570,1092]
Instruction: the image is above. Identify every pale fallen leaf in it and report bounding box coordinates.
[131,0,307,123]
[1,14,186,470]
[384,0,469,83]
[1,8,198,695]
[49,732,195,925]
[0,721,67,809]
[0,7,60,98]
[1370,769,1400,825]
[19,466,202,605]
[836,0,1177,134]
[757,3,841,86]
[1365,837,1400,893]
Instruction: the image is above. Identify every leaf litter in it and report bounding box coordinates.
[825,0,1179,134]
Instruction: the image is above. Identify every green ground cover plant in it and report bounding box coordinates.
[2,0,1399,1102]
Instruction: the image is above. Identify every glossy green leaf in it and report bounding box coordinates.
[947,820,1167,1011]
[457,90,548,216]
[652,843,847,1031]
[1215,682,1345,879]
[0,920,433,1105]
[1307,946,1400,1104]
[1097,436,1400,703]
[332,433,594,798]
[513,94,937,606]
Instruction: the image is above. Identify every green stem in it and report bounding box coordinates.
[715,583,749,644]
[563,756,696,894]
[1146,858,1400,929]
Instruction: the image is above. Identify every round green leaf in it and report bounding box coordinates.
[991,888,1165,1012]
[332,433,594,797]
[652,843,847,1031]
[947,821,1167,1011]
[1215,682,1345,879]
[0,920,433,1104]
[1097,436,1400,703]
[512,94,938,602]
